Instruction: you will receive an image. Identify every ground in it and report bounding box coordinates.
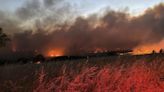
[0,54,164,92]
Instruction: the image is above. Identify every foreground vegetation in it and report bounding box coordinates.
[0,54,164,92]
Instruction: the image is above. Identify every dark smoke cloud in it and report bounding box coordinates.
[16,0,41,20]
[0,2,164,57]
[43,0,60,7]
[0,11,21,34]
[15,0,75,29]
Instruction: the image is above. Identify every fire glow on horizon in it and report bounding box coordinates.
[133,39,164,55]
[47,48,64,57]
[0,2,164,57]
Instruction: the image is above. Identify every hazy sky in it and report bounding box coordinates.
[0,0,163,15]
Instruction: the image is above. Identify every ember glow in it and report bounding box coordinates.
[133,39,164,55]
[47,49,64,57]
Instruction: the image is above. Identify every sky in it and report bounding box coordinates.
[0,0,24,12]
[0,0,163,16]
[70,0,164,16]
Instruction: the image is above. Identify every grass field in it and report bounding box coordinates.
[0,54,164,92]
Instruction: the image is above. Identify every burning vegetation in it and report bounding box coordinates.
[0,1,164,91]
[47,48,64,57]
[0,3,163,57]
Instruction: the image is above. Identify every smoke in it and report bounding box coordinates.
[15,0,76,31]
[0,11,21,34]
[0,1,164,56]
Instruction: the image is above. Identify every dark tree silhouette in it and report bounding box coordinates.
[152,50,156,54]
[159,49,163,53]
[0,28,10,47]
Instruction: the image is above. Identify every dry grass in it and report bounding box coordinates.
[0,54,164,92]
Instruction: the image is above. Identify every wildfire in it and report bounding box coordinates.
[133,40,164,55]
[133,46,157,55]
[47,48,64,57]
[93,48,107,53]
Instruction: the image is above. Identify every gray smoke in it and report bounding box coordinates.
[0,1,164,56]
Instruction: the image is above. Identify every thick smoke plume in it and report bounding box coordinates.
[0,1,164,57]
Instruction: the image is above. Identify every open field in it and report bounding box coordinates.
[0,54,164,92]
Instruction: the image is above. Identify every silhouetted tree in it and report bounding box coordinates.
[0,28,10,47]
[159,49,163,53]
[152,50,156,54]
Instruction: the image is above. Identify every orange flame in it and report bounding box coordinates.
[46,48,64,57]
[133,40,164,55]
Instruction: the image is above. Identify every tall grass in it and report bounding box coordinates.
[0,55,164,92]
[34,61,164,92]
